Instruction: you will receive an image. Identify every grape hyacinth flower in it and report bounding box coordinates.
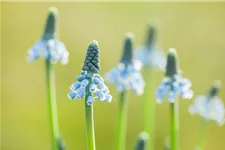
[189,81,224,150]
[68,41,112,104]
[156,48,193,103]
[105,33,145,95]
[156,48,193,150]
[26,7,67,150]
[27,7,69,64]
[67,40,111,150]
[134,132,149,150]
[189,81,224,126]
[135,24,165,150]
[135,24,165,69]
[105,33,145,150]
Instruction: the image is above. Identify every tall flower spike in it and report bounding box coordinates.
[105,33,145,95]
[27,7,67,150]
[156,49,193,150]
[135,24,165,69]
[67,41,111,150]
[68,40,112,105]
[82,40,100,73]
[156,48,193,103]
[189,81,224,126]
[27,7,69,64]
[135,132,149,150]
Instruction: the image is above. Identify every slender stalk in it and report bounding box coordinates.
[46,59,60,150]
[170,99,179,150]
[195,119,208,150]
[116,91,128,150]
[85,80,96,150]
[142,67,154,150]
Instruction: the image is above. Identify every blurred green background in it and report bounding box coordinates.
[1,2,225,150]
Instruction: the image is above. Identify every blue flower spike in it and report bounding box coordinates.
[135,24,165,69]
[189,81,224,126]
[27,7,69,64]
[106,33,145,150]
[105,33,145,95]
[26,7,67,150]
[67,40,112,105]
[67,41,112,150]
[156,48,193,150]
[156,48,193,103]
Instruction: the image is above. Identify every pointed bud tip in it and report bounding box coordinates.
[208,80,221,98]
[165,48,178,77]
[147,23,157,30]
[48,7,58,15]
[145,23,157,48]
[125,32,134,40]
[42,7,58,40]
[82,40,100,73]
[139,132,149,140]
[90,40,99,47]
[120,32,134,66]
[213,80,221,89]
[135,132,149,150]
[168,48,177,56]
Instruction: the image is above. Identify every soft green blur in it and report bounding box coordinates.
[1,2,225,150]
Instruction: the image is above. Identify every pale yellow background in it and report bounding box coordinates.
[1,2,225,150]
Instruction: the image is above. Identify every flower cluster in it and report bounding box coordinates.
[27,7,69,64]
[68,40,112,105]
[105,62,144,95]
[27,39,69,64]
[156,75,193,103]
[135,24,165,69]
[135,47,165,69]
[105,33,145,95]
[68,71,112,105]
[156,48,193,103]
[189,81,224,126]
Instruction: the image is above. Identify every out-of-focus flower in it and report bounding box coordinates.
[135,132,149,150]
[156,48,193,103]
[105,33,145,95]
[27,7,69,64]
[135,24,165,69]
[57,136,66,150]
[189,81,224,126]
[67,41,112,105]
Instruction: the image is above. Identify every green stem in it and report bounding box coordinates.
[116,91,128,150]
[170,99,179,150]
[46,59,60,150]
[142,67,154,150]
[195,119,208,150]
[85,80,96,150]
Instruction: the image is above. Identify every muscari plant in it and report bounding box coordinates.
[189,81,224,150]
[156,48,193,150]
[67,40,112,150]
[27,7,68,150]
[105,33,145,150]
[135,24,165,150]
